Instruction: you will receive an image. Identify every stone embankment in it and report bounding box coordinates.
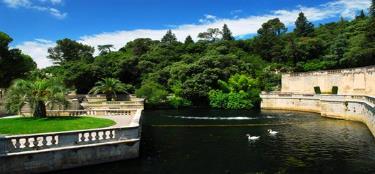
[261,92,375,137]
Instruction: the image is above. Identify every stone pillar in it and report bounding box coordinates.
[70,99,81,110]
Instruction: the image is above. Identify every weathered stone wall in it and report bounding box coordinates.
[282,66,375,95]
[0,140,140,174]
[261,94,375,137]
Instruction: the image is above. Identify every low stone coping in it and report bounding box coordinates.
[1,138,140,157]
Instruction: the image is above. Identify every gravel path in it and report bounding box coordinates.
[91,115,135,128]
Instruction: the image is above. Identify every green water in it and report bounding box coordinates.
[56,109,375,174]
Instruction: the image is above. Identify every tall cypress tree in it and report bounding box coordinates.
[367,0,375,44]
[370,0,375,18]
[222,24,234,41]
[161,30,177,43]
[356,10,366,20]
[294,12,314,37]
[184,35,194,45]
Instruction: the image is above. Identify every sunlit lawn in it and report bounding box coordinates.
[0,116,115,135]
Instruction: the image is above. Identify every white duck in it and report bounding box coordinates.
[267,129,278,135]
[246,134,260,141]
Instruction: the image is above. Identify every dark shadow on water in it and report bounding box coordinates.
[54,109,375,174]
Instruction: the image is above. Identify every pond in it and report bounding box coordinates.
[56,109,375,174]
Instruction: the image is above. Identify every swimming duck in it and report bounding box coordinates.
[246,134,260,140]
[268,129,278,135]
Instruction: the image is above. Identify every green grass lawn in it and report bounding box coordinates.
[0,116,116,135]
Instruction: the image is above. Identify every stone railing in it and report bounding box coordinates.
[261,92,375,108]
[46,109,135,117]
[0,126,139,155]
[261,91,319,99]
[286,65,375,77]
[85,100,144,105]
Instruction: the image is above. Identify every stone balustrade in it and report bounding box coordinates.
[261,92,375,107]
[86,100,144,105]
[0,126,139,155]
[46,109,135,116]
[286,65,375,77]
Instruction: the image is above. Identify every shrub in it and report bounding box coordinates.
[135,81,168,105]
[169,95,192,108]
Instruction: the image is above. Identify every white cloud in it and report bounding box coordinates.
[15,0,371,68]
[3,0,30,7]
[199,14,218,23]
[15,39,55,68]
[2,0,66,19]
[326,0,371,18]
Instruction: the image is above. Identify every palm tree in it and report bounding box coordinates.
[89,78,131,101]
[5,78,68,117]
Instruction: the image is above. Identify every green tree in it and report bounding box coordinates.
[331,34,348,61]
[98,44,114,55]
[0,32,36,88]
[184,35,194,45]
[208,74,260,109]
[121,38,155,56]
[89,78,132,101]
[222,24,234,41]
[253,18,287,61]
[161,30,177,44]
[294,12,314,37]
[48,38,94,64]
[367,0,375,45]
[135,81,168,105]
[356,10,366,20]
[5,78,68,117]
[284,37,324,64]
[370,0,375,18]
[198,28,222,42]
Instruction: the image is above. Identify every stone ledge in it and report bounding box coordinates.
[1,138,140,157]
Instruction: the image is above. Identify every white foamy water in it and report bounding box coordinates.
[168,116,275,120]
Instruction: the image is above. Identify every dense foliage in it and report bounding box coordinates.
[5,78,68,117]
[1,2,375,110]
[89,78,133,101]
[208,74,260,109]
[0,32,36,88]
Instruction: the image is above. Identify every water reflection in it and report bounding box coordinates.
[55,109,375,174]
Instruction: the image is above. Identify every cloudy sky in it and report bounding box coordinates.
[0,0,371,68]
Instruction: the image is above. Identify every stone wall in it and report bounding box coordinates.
[281,66,375,95]
[0,109,143,173]
[261,93,375,137]
[0,140,140,174]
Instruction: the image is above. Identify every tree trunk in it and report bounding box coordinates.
[106,94,112,101]
[33,100,47,118]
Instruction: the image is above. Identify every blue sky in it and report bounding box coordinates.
[0,0,371,68]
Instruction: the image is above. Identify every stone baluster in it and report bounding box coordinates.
[33,137,38,147]
[95,132,100,141]
[80,133,86,142]
[88,132,94,142]
[51,135,57,145]
[14,138,21,149]
[24,138,31,149]
[109,130,115,139]
[42,137,48,147]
